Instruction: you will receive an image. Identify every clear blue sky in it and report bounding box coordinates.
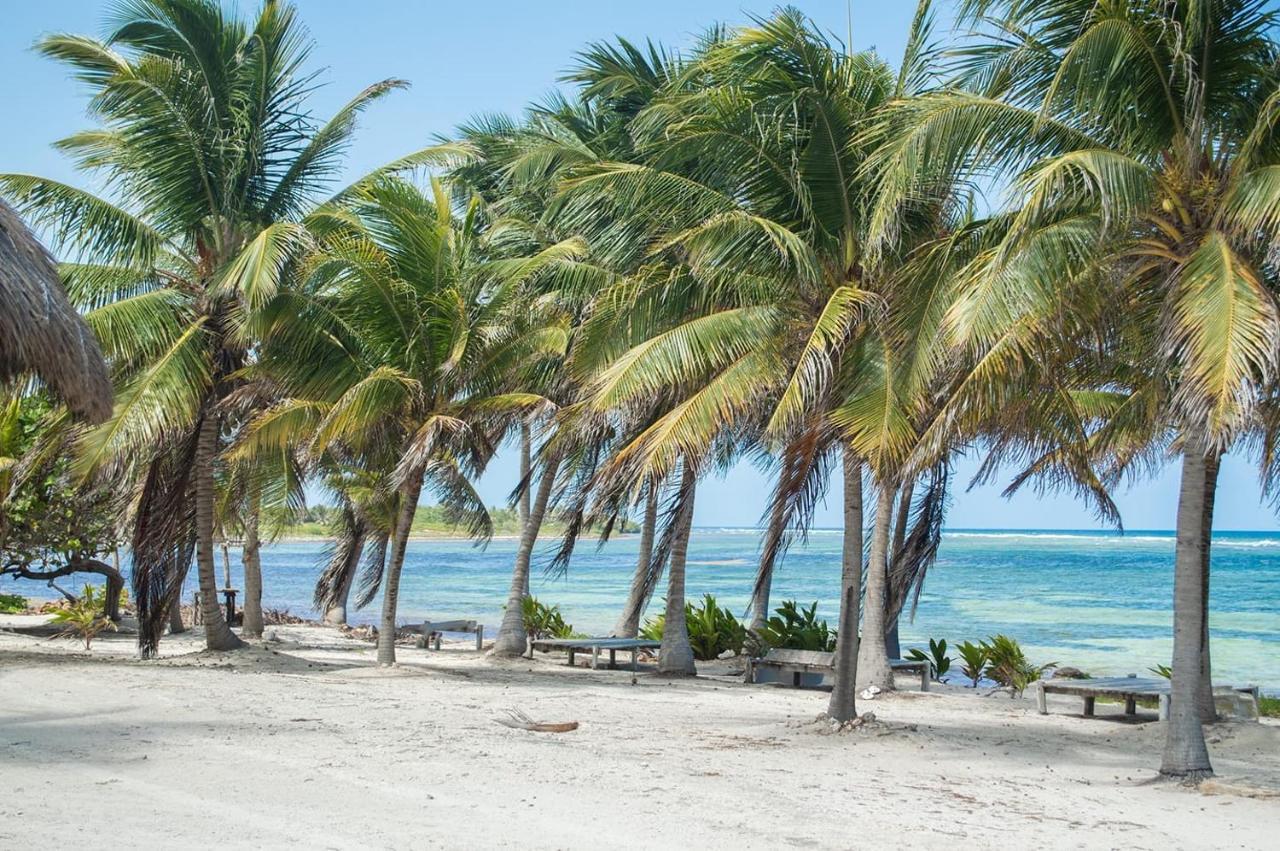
[3,1,1277,531]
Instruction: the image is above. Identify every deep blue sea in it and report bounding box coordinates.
[193,528,1279,692]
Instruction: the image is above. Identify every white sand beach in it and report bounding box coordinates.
[2,620,1276,850]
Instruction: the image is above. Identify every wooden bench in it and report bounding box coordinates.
[408,619,484,651]
[1035,676,1262,720]
[529,637,661,672]
[745,648,931,691]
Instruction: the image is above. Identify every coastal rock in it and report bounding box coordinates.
[1052,667,1089,679]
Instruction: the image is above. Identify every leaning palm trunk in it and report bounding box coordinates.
[240,493,263,638]
[856,482,895,690]
[519,424,533,596]
[828,451,865,721]
[884,479,914,660]
[493,452,562,656]
[611,487,659,638]
[658,466,698,676]
[750,495,788,632]
[377,470,425,666]
[1159,450,1215,781]
[1197,453,1221,722]
[195,414,242,651]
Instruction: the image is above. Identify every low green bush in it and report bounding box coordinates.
[905,638,951,680]
[755,600,835,652]
[50,584,117,650]
[983,634,1054,696]
[0,593,29,614]
[521,596,576,640]
[1260,696,1279,718]
[955,640,990,687]
[640,595,746,660]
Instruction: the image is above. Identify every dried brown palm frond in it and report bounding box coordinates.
[0,200,112,423]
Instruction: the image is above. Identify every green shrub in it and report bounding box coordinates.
[955,640,990,687]
[640,595,747,660]
[1149,663,1172,679]
[983,634,1054,696]
[755,600,835,652]
[905,638,951,680]
[50,584,118,650]
[0,593,29,614]
[521,596,575,641]
[1260,696,1279,718]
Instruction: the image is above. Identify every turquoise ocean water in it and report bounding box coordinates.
[194,528,1279,692]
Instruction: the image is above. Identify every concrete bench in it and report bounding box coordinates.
[530,637,661,671]
[408,619,484,651]
[1034,676,1261,720]
[746,648,931,691]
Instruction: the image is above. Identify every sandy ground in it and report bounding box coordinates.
[1,619,1277,850]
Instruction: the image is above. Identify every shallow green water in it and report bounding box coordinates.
[203,528,1279,691]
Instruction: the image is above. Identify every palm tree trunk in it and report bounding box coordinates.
[856,481,895,690]
[492,452,562,657]
[167,559,189,634]
[658,465,698,676]
[828,450,864,722]
[323,535,362,626]
[240,491,263,639]
[377,469,425,666]
[1197,452,1221,722]
[1159,449,1214,782]
[195,413,242,651]
[611,485,660,638]
[884,479,914,660]
[750,494,787,633]
[519,424,532,596]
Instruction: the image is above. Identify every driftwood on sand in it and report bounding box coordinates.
[493,709,579,733]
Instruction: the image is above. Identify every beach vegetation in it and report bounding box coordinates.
[641,595,746,661]
[956,640,990,688]
[49,583,119,650]
[982,635,1054,697]
[754,600,837,653]
[0,593,28,614]
[522,596,577,643]
[1260,696,1280,719]
[905,638,950,680]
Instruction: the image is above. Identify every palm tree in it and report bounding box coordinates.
[1,0,406,657]
[242,176,552,664]
[868,0,1280,781]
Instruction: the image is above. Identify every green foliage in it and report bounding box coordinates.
[982,634,1054,697]
[1149,664,1173,679]
[1260,696,1280,719]
[905,638,951,680]
[0,593,29,614]
[955,640,990,688]
[521,596,575,640]
[49,585,118,650]
[755,601,836,652]
[640,595,747,660]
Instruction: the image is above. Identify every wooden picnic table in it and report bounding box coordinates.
[745,648,932,691]
[530,637,661,672]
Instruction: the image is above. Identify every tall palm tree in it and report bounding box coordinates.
[241,176,551,664]
[869,0,1280,781]
[1,0,405,657]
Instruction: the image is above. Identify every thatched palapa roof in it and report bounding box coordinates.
[0,199,113,423]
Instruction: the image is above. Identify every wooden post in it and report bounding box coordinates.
[592,645,600,670]
[474,624,483,651]
[1158,693,1171,721]
[609,648,617,669]
[1125,696,1137,715]
[745,658,754,684]
[568,648,576,667]
[1035,682,1048,715]
[920,665,930,692]
[1083,696,1095,717]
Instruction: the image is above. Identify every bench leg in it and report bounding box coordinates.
[434,634,442,652]
[1159,694,1171,721]
[568,648,575,667]
[610,648,617,669]
[475,627,483,651]
[1125,696,1136,715]
[1083,696,1095,717]
[745,659,754,684]
[592,646,600,670]
[632,648,638,674]
[792,671,801,688]
[920,666,930,692]
[1035,682,1048,715]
